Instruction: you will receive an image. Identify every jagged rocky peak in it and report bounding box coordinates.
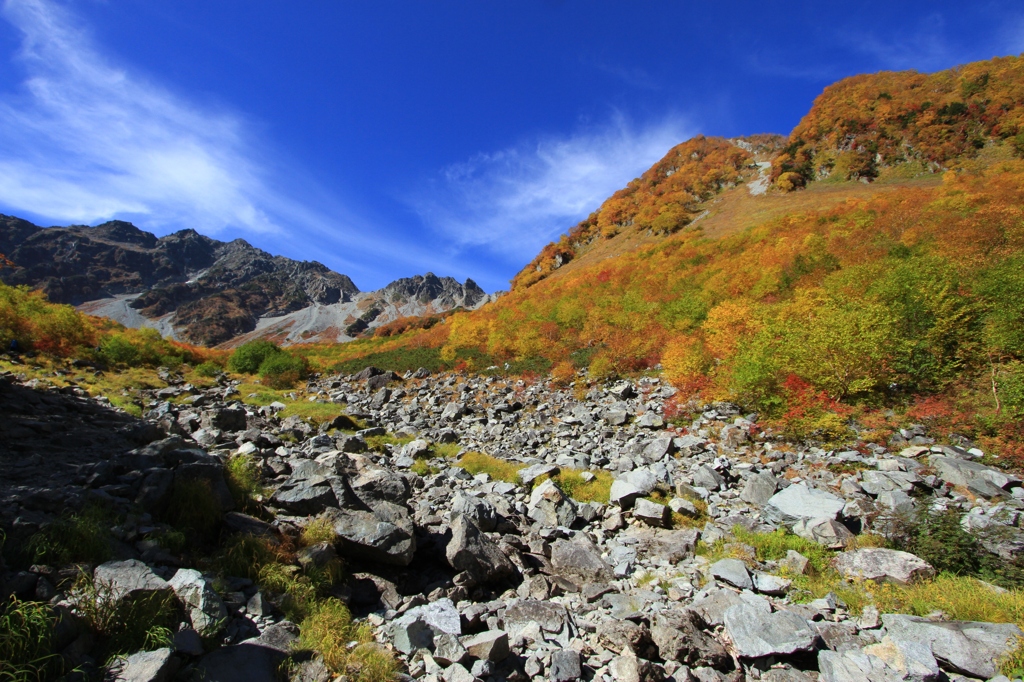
[381,272,486,308]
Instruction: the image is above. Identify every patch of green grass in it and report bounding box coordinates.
[214,534,284,582]
[0,598,63,681]
[224,454,266,513]
[870,574,1024,626]
[153,529,187,554]
[298,599,396,681]
[551,469,614,504]
[827,461,872,475]
[456,452,523,483]
[365,433,415,452]
[410,459,440,477]
[300,518,337,547]
[24,505,113,566]
[432,442,462,459]
[1002,637,1024,678]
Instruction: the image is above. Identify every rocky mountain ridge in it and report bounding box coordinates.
[2,356,1022,681]
[0,215,490,347]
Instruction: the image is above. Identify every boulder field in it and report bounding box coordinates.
[1,362,1023,682]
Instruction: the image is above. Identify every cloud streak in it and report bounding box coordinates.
[0,0,278,234]
[412,113,693,263]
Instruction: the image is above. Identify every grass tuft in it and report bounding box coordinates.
[300,517,338,547]
[0,598,63,681]
[71,573,179,663]
[456,452,523,483]
[552,469,614,504]
[224,454,266,513]
[298,600,396,681]
[24,505,113,566]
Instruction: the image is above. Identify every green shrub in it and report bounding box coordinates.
[99,334,140,365]
[258,352,308,389]
[194,361,222,378]
[228,340,282,374]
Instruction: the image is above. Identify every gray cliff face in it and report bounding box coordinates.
[0,215,489,346]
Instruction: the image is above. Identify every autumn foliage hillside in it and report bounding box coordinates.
[511,135,780,290]
[772,55,1024,189]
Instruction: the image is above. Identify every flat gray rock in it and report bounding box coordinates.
[94,560,170,602]
[193,642,286,682]
[764,484,845,526]
[723,602,817,658]
[882,613,1024,679]
[930,455,1019,494]
[740,471,778,506]
[461,629,510,662]
[108,648,179,682]
[710,558,752,590]
[832,549,934,585]
[327,506,416,566]
[632,498,669,527]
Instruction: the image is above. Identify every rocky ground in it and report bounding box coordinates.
[2,358,1023,682]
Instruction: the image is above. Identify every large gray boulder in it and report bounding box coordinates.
[451,492,498,532]
[446,514,518,585]
[392,598,462,654]
[326,506,416,566]
[723,603,818,658]
[818,643,939,682]
[930,455,1021,497]
[168,568,228,635]
[710,558,752,590]
[882,613,1024,679]
[832,549,934,585]
[550,538,614,583]
[93,560,171,602]
[610,469,659,509]
[740,471,778,506]
[792,517,854,548]
[527,478,577,527]
[650,610,729,669]
[764,484,845,526]
[503,600,572,646]
[193,642,285,682]
[462,630,510,662]
[860,471,921,497]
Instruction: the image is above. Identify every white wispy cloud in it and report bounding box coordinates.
[412,113,692,263]
[843,14,956,72]
[0,0,278,234]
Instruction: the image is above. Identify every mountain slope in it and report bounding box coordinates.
[0,217,488,346]
[319,56,1024,455]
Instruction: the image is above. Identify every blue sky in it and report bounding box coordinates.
[0,1,1020,292]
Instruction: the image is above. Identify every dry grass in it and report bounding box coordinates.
[551,469,614,504]
[300,517,338,547]
[298,600,397,681]
[456,452,523,483]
